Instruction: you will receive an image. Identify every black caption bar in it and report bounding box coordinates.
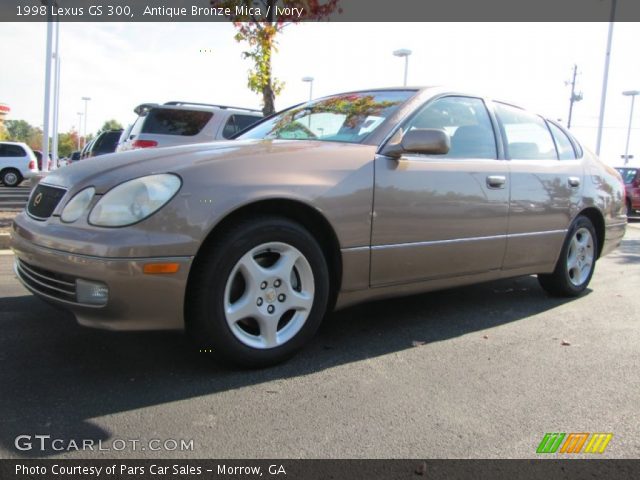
[2,460,640,480]
[1,0,640,22]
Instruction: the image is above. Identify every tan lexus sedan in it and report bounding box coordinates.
[11,88,627,366]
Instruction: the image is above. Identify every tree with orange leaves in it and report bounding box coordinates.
[210,0,342,115]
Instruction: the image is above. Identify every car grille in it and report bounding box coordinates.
[15,258,77,303]
[27,184,67,220]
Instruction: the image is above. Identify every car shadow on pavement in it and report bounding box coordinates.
[613,238,640,264]
[0,275,578,457]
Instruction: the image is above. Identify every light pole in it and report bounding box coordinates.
[595,0,617,156]
[50,19,60,170]
[82,96,91,147]
[76,112,83,150]
[41,10,53,171]
[302,76,314,102]
[622,90,639,166]
[393,49,412,87]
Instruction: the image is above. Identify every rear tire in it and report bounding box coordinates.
[627,199,634,217]
[1,169,22,187]
[538,215,597,297]
[186,216,330,368]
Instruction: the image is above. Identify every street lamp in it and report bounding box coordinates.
[302,76,314,102]
[393,49,412,87]
[622,90,639,166]
[76,112,83,150]
[81,96,91,147]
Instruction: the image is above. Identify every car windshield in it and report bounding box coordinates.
[616,168,637,184]
[238,90,414,144]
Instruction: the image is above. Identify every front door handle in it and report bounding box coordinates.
[568,177,581,188]
[486,175,506,189]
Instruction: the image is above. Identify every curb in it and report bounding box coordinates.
[0,233,10,250]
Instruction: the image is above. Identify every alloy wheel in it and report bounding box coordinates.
[223,242,315,349]
[566,227,594,287]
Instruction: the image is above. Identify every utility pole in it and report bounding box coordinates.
[566,64,582,129]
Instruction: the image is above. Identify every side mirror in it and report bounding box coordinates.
[382,128,450,159]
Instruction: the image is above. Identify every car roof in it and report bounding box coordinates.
[0,141,29,147]
[98,129,124,134]
[134,101,262,116]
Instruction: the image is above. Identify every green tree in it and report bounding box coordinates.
[57,130,80,158]
[5,119,35,143]
[26,128,44,152]
[99,119,123,132]
[0,124,7,141]
[209,0,341,115]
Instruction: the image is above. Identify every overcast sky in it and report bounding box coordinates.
[1,22,639,163]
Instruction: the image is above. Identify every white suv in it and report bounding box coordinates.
[117,101,263,152]
[0,141,38,187]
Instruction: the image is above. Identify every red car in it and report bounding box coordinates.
[616,167,640,216]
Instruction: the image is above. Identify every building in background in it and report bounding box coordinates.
[0,103,9,126]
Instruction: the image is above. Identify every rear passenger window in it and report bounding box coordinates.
[142,109,213,136]
[496,103,557,160]
[405,96,497,158]
[222,114,261,139]
[0,144,26,157]
[97,132,121,152]
[548,122,576,160]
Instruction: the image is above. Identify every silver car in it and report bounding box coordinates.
[11,87,627,366]
[116,101,263,152]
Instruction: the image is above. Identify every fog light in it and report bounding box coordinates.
[76,279,109,306]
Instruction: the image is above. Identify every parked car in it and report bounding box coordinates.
[33,150,53,171]
[0,141,38,187]
[116,123,134,150]
[84,130,123,158]
[11,87,627,367]
[116,101,262,152]
[58,150,82,167]
[79,138,95,159]
[615,167,639,216]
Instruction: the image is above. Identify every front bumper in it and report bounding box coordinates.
[11,226,193,331]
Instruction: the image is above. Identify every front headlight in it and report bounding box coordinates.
[61,187,95,223]
[89,174,181,227]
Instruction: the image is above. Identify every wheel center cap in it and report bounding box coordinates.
[265,289,277,303]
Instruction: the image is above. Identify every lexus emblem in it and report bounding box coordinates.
[33,193,43,206]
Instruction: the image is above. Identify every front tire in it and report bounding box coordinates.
[1,169,22,187]
[186,216,330,367]
[538,215,597,297]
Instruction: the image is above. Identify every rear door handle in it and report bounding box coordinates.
[486,175,506,189]
[568,177,581,188]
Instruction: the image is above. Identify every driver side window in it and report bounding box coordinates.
[405,96,497,159]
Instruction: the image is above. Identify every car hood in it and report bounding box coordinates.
[42,139,367,194]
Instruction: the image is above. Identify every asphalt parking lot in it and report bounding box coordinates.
[0,221,638,459]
